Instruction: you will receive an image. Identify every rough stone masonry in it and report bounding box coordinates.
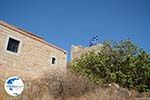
[71,43,103,60]
[0,20,67,81]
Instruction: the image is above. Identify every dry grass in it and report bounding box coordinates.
[0,70,149,100]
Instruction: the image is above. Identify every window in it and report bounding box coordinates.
[51,57,56,64]
[6,38,20,53]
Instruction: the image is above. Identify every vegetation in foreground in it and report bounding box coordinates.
[71,39,150,92]
[0,70,142,100]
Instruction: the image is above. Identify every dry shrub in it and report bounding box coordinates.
[64,85,137,100]
[42,69,96,99]
[0,70,149,100]
[42,69,140,100]
[61,70,96,98]
[0,77,60,100]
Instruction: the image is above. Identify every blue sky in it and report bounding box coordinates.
[0,0,150,61]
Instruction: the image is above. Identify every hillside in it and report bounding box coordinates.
[0,69,149,100]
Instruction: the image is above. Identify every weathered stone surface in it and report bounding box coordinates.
[71,44,103,60]
[0,20,67,80]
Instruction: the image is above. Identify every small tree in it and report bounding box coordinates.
[71,40,150,92]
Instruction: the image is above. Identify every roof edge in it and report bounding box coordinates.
[0,20,66,54]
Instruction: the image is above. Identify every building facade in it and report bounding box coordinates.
[0,21,67,80]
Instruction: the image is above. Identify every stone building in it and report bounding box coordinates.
[0,20,67,80]
[71,43,103,60]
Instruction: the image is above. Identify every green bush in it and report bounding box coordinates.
[71,40,150,92]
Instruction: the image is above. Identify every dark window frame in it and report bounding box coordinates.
[51,57,56,64]
[6,37,20,53]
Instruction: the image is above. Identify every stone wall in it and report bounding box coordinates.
[71,44,103,60]
[0,21,67,80]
